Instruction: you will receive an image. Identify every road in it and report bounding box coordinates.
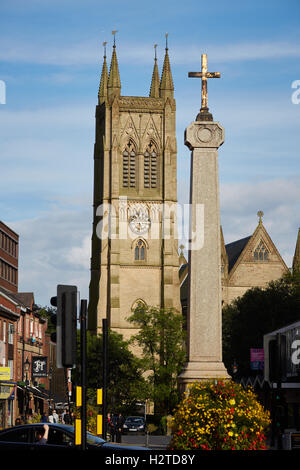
[114,434,172,450]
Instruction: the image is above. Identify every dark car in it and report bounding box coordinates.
[122,416,147,435]
[0,423,150,452]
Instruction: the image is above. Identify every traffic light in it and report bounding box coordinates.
[50,285,78,369]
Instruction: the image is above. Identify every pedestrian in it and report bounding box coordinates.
[52,409,59,423]
[15,416,21,426]
[63,409,71,425]
[107,412,115,442]
[70,411,75,425]
[48,410,54,423]
[116,413,124,443]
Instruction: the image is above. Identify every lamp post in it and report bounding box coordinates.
[24,357,30,385]
[23,357,30,422]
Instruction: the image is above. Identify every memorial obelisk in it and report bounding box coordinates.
[178,54,230,389]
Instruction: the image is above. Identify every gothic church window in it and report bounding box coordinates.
[144,141,158,188]
[123,141,136,188]
[253,240,269,261]
[134,239,146,261]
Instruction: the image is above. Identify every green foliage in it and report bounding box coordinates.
[222,271,300,377]
[72,329,149,415]
[127,304,186,414]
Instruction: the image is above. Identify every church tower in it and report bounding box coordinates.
[88,40,181,340]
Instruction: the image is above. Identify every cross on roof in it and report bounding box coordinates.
[257,211,264,223]
[188,54,220,119]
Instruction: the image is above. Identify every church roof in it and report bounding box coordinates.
[225,236,252,273]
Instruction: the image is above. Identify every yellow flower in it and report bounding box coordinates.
[229,399,235,406]
[228,431,233,437]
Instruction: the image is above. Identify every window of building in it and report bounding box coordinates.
[8,359,13,379]
[253,240,269,261]
[134,239,146,261]
[123,141,136,188]
[144,141,158,188]
[8,323,14,345]
[3,321,6,343]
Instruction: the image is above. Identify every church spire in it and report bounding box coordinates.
[108,31,121,100]
[159,33,174,100]
[149,44,160,98]
[292,228,300,273]
[98,42,108,104]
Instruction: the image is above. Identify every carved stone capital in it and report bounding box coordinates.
[184,121,225,150]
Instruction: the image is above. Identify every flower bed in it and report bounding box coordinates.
[170,380,271,450]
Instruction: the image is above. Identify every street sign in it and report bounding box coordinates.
[32,357,48,378]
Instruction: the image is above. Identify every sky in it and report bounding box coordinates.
[0,0,299,307]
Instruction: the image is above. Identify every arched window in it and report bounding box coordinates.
[144,141,158,188]
[253,240,269,261]
[123,140,136,188]
[134,239,146,261]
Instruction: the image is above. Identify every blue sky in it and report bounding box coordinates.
[0,0,299,306]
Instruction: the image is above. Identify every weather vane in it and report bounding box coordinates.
[165,32,168,49]
[103,41,107,57]
[112,30,118,46]
[154,43,158,60]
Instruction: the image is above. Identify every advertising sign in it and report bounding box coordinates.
[0,367,10,381]
[250,348,264,370]
[32,357,48,378]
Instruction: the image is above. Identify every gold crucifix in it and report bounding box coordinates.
[189,54,220,115]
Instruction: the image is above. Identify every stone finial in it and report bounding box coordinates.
[108,32,121,99]
[149,44,160,98]
[257,211,264,224]
[159,34,174,99]
[292,228,300,273]
[98,41,108,104]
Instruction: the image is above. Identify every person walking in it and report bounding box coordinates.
[116,413,124,443]
[107,412,115,442]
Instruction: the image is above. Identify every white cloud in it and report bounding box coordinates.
[1,38,300,66]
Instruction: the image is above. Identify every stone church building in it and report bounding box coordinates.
[180,215,299,315]
[88,41,299,340]
[88,42,181,340]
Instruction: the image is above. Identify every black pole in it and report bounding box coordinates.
[102,318,108,440]
[80,299,87,451]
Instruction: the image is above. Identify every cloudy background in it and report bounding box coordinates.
[0,0,299,307]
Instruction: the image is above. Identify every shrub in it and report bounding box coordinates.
[169,380,271,451]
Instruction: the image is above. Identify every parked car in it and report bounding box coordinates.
[0,423,150,452]
[123,416,147,435]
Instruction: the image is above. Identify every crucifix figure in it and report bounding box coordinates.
[189,53,220,121]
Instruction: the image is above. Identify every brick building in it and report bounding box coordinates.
[0,221,52,428]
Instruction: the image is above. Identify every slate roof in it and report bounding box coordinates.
[225,236,251,273]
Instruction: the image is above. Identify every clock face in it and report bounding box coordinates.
[129,210,151,234]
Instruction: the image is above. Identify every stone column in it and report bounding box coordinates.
[178,119,230,389]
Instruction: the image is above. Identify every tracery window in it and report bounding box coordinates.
[123,140,136,188]
[134,239,146,261]
[253,240,269,261]
[144,141,158,188]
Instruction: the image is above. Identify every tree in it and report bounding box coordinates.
[127,304,186,415]
[222,271,300,377]
[72,329,149,415]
